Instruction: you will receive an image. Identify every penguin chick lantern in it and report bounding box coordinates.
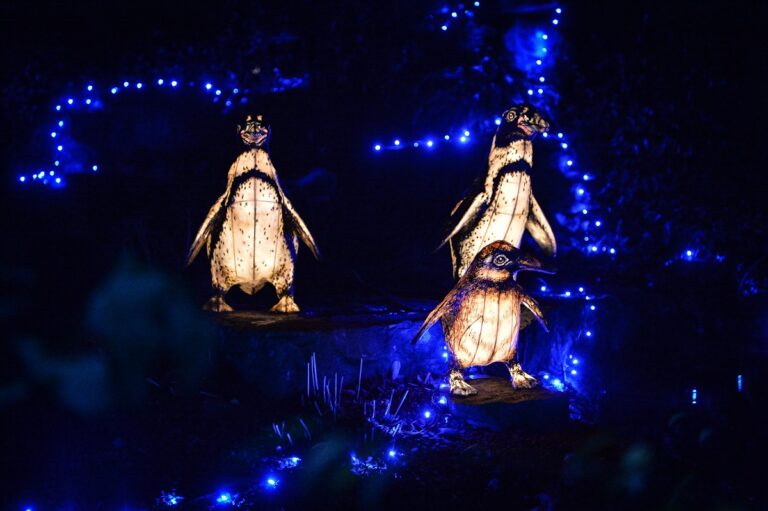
[413,241,552,396]
[187,114,320,313]
[442,104,557,280]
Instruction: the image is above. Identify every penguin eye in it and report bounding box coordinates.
[492,254,509,267]
[505,110,517,122]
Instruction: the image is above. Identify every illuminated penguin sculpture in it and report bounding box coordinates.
[413,241,551,395]
[187,114,320,313]
[441,104,556,279]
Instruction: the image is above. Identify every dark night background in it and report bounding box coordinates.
[1,0,767,510]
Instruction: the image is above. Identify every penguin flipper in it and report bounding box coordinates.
[521,294,548,332]
[439,192,487,249]
[281,196,320,260]
[186,194,227,266]
[526,193,557,256]
[411,287,461,344]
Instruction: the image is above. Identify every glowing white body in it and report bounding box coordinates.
[443,286,523,368]
[210,151,295,296]
[448,138,555,278]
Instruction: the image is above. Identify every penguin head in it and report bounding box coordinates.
[470,241,554,282]
[238,114,270,147]
[494,104,549,147]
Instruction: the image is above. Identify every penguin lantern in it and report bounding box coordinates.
[186,114,320,313]
[442,104,556,280]
[412,241,552,396]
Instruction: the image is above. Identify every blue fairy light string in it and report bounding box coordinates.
[18,77,253,187]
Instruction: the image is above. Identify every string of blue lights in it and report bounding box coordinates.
[17,78,247,187]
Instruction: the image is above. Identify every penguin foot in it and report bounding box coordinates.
[508,361,539,389]
[271,295,300,314]
[203,295,234,312]
[449,369,477,396]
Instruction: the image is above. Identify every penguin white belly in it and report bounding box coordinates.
[210,177,292,294]
[457,172,531,276]
[444,289,521,368]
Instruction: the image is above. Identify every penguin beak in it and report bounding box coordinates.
[513,255,555,274]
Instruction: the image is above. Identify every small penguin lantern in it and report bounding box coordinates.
[413,241,552,396]
[186,114,320,313]
[442,104,556,280]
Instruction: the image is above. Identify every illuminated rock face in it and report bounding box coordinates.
[443,105,557,280]
[413,241,551,396]
[187,115,319,313]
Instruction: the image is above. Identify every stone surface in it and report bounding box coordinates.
[448,377,569,431]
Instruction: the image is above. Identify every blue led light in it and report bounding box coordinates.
[136,82,143,89]
[537,88,543,94]
[50,132,57,138]
[54,160,59,166]
[57,145,63,151]
[85,98,92,104]
[394,139,400,146]
[19,176,25,182]
[265,476,279,489]
[215,89,222,95]
[438,396,448,405]
[566,159,573,166]
[441,25,448,31]
[527,89,534,95]
[92,165,98,171]
[388,449,397,457]
[540,285,547,292]
[233,88,239,93]
[67,98,74,105]
[557,132,564,138]
[561,142,568,149]
[582,208,588,214]
[542,34,548,40]
[573,358,580,364]
[123,81,129,87]
[539,76,545,82]
[55,105,61,111]
[426,139,434,147]
[691,388,698,404]
[205,83,212,90]
[595,220,601,226]
[564,290,571,297]
[552,19,559,25]
[737,374,743,392]
[542,132,548,138]
[451,11,457,17]
[474,1,479,5]
[590,305,596,311]
[577,188,584,195]
[87,84,93,91]
[49,170,54,176]
[171,80,178,87]
[216,492,231,504]
[111,87,118,94]
[374,144,381,151]
[444,134,450,140]
[423,410,432,419]
[494,118,502,125]
[58,121,64,127]
[556,7,562,14]
[585,330,592,337]
[463,130,470,137]
[571,369,577,375]
[536,59,542,65]
[55,177,61,184]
